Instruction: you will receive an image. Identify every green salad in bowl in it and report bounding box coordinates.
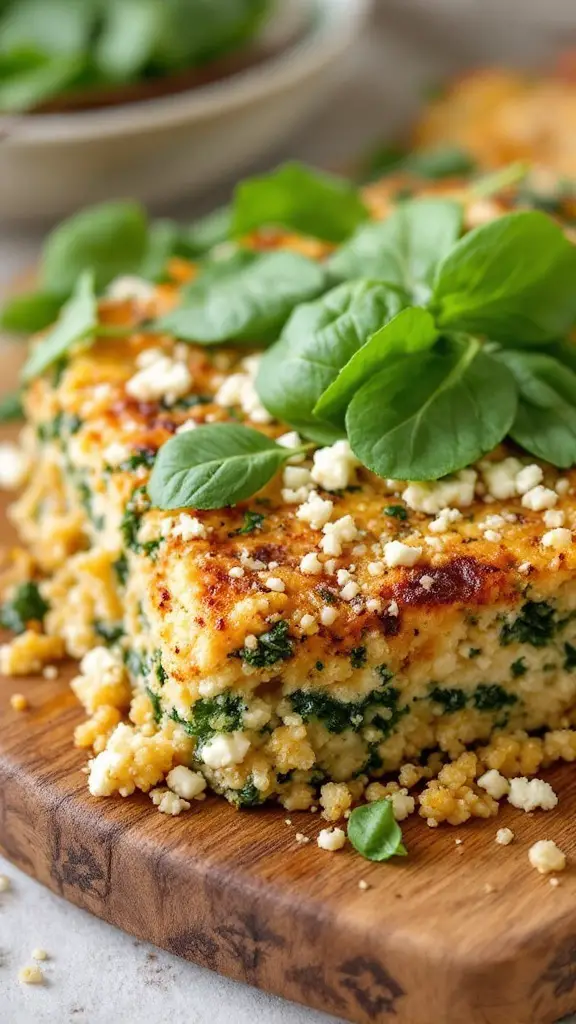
[0,0,274,112]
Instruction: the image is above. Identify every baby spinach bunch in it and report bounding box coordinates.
[0,0,272,113]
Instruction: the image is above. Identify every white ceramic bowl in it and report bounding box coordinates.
[0,0,371,224]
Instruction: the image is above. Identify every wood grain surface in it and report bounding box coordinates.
[2,348,576,1024]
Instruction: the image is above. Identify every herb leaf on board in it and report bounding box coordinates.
[347,799,407,862]
[232,162,369,243]
[346,336,518,481]
[0,290,64,334]
[156,251,326,346]
[256,280,404,444]
[148,423,305,510]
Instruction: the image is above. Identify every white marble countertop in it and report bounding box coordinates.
[2,6,576,1022]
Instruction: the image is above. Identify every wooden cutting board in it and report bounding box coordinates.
[1,346,576,1024]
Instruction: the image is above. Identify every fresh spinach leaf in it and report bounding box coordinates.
[0,290,64,334]
[329,198,463,303]
[346,336,517,481]
[256,280,403,444]
[232,162,369,243]
[156,251,326,345]
[95,0,165,79]
[495,350,576,467]
[179,205,232,256]
[0,390,23,421]
[347,799,407,862]
[21,271,97,383]
[0,580,49,634]
[361,143,475,183]
[0,52,83,111]
[314,306,437,427]
[431,211,576,344]
[42,200,149,295]
[148,423,305,510]
[470,161,529,200]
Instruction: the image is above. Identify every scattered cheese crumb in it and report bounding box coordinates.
[171,513,208,542]
[419,574,435,591]
[0,443,29,490]
[295,832,311,845]
[317,827,347,851]
[428,507,462,534]
[126,353,192,406]
[320,515,360,556]
[402,470,476,514]
[340,580,360,601]
[387,789,415,821]
[508,777,558,812]
[264,576,285,593]
[300,552,323,575]
[166,765,206,801]
[495,828,514,846]
[541,528,572,550]
[107,275,155,302]
[311,440,359,491]
[296,491,334,530]
[228,566,245,579]
[31,949,48,961]
[10,693,28,711]
[521,485,558,511]
[528,839,566,875]
[320,606,338,626]
[477,769,510,801]
[201,731,250,769]
[543,509,565,528]
[18,965,44,985]
[383,540,422,568]
[515,464,543,495]
[155,790,191,816]
[358,879,370,891]
[0,874,11,892]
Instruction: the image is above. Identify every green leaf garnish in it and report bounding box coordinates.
[470,161,529,199]
[495,349,576,467]
[156,251,326,346]
[0,580,49,634]
[361,142,476,183]
[313,306,437,428]
[431,210,576,344]
[42,200,149,296]
[347,799,407,862]
[21,271,97,383]
[148,423,307,511]
[0,390,24,422]
[232,162,369,243]
[256,280,404,443]
[329,198,463,303]
[0,290,64,334]
[346,336,518,481]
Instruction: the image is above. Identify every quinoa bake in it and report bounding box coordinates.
[3,91,576,848]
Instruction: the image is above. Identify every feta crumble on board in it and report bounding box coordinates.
[528,840,566,874]
[317,827,347,851]
[508,777,558,812]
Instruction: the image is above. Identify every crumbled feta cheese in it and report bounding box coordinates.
[201,732,250,769]
[300,613,317,631]
[515,464,543,495]
[0,874,11,892]
[171,513,207,541]
[518,561,532,574]
[320,515,359,556]
[483,530,502,543]
[528,839,566,874]
[383,540,422,568]
[107,275,155,302]
[508,777,558,812]
[478,769,510,800]
[428,507,462,534]
[402,469,476,514]
[282,463,313,503]
[18,965,44,985]
[296,491,334,530]
[495,827,515,846]
[541,528,572,550]
[176,419,198,434]
[300,552,323,575]
[31,949,48,962]
[521,485,558,511]
[276,431,305,463]
[320,606,338,626]
[166,765,207,800]
[544,509,565,528]
[336,568,352,585]
[243,634,258,651]
[310,440,360,491]
[340,580,360,601]
[0,443,29,490]
[213,357,272,424]
[366,598,382,613]
[264,576,285,593]
[387,788,415,821]
[480,457,523,500]
[419,574,434,591]
[388,600,399,616]
[556,478,570,496]
[126,354,192,406]
[229,566,245,579]
[156,790,191,816]
[103,441,131,467]
[317,827,347,851]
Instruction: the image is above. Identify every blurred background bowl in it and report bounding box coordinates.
[0,0,371,224]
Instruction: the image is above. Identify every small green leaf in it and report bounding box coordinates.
[346,337,517,481]
[0,52,83,112]
[329,198,463,303]
[42,200,149,295]
[96,0,165,79]
[156,251,326,346]
[495,350,576,467]
[347,799,407,862]
[0,391,24,422]
[0,580,49,634]
[138,219,181,281]
[232,162,369,243]
[361,143,475,183]
[148,423,301,510]
[0,290,64,333]
[179,205,232,256]
[470,161,529,199]
[256,280,403,443]
[431,211,576,344]
[314,307,437,427]
[21,271,97,383]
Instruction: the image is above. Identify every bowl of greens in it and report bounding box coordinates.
[0,0,371,222]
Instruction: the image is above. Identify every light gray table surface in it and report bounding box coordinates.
[2,5,576,1022]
